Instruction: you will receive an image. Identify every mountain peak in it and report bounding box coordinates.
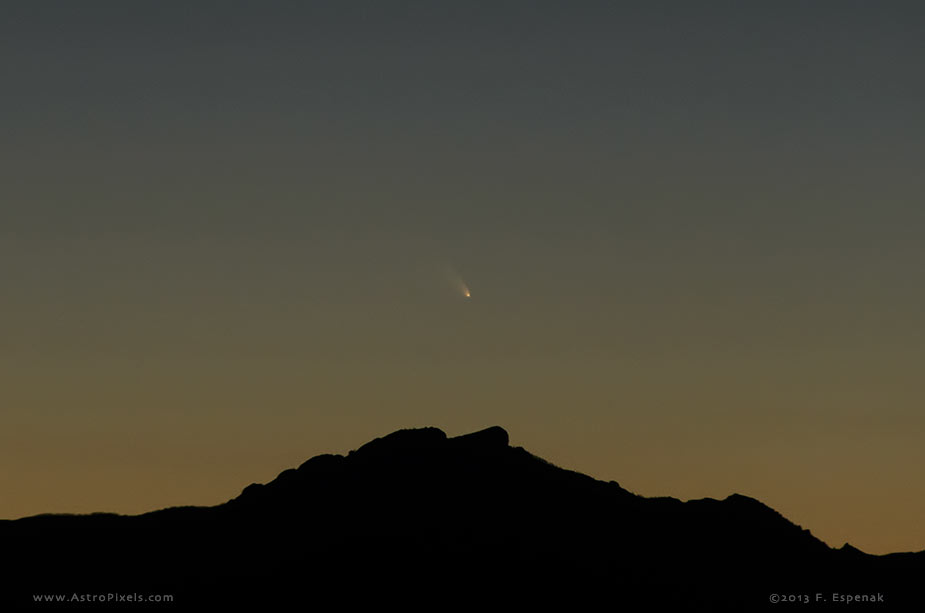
[450,425,509,448]
[345,425,511,460]
[349,426,448,460]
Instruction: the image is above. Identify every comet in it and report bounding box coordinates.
[445,265,472,300]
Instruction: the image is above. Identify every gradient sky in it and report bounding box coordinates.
[2,2,924,555]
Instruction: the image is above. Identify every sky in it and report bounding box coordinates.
[2,1,924,555]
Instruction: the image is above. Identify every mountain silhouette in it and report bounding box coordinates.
[2,426,920,610]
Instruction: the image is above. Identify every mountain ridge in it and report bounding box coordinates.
[2,425,920,610]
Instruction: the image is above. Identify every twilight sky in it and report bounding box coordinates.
[2,2,924,554]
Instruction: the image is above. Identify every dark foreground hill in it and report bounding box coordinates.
[2,426,920,610]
